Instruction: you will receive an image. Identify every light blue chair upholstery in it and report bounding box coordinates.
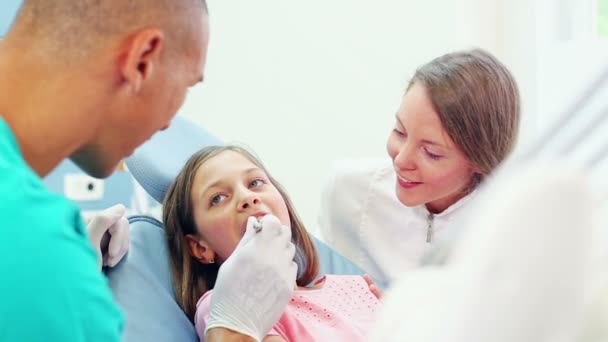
[108,216,198,341]
[0,0,21,37]
[106,116,365,342]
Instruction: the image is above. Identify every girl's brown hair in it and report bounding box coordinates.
[408,48,520,188]
[163,145,319,321]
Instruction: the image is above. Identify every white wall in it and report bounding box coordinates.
[525,0,608,207]
[500,0,540,145]
[179,0,531,235]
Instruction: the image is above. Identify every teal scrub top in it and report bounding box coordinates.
[0,117,123,341]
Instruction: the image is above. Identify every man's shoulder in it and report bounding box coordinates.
[0,173,124,341]
[0,118,73,221]
[0,119,122,340]
[0,121,84,235]
[0,159,85,235]
[0,233,124,341]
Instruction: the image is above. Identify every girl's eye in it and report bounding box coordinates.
[249,179,265,188]
[210,194,227,206]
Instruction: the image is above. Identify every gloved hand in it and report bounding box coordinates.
[205,215,297,342]
[86,204,130,270]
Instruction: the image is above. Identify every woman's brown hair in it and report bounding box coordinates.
[163,145,319,321]
[408,48,521,188]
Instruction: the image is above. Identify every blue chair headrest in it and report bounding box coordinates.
[125,116,222,204]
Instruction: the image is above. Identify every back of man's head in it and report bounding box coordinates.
[9,0,207,63]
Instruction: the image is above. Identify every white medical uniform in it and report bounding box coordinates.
[319,158,475,286]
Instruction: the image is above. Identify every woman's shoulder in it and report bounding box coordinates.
[318,158,398,251]
[322,158,394,201]
[328,158,393,182]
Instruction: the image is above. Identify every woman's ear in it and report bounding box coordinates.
[185,234,216,264]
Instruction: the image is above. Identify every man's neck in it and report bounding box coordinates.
[0,44,98,177]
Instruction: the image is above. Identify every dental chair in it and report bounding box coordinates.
[105,116,365,342]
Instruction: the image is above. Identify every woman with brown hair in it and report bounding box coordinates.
[163,145,381,342]
[320,48,521,288]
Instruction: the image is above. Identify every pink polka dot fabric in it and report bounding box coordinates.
[195,275,381,341]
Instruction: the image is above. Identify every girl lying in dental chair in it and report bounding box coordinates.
[162,145,382,342]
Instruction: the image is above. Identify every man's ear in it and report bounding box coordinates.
[120,28,164,94]
[185,234,216,264]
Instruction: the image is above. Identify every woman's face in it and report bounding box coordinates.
[386,83,477,213]
[189,151,291,262]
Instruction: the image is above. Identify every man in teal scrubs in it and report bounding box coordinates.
[0,1,297,341]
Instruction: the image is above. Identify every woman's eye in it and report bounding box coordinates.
[210,194,226,206]
[425,149,443,160]
[392,128,405,137]
[249,179,264,188]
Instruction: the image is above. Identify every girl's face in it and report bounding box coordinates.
[188,151,291,262]
[386,83,477,213]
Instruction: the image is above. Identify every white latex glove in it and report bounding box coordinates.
[86,204,130,269]
[205,215,297,342]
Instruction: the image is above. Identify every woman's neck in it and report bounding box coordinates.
[425,189,473,214]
